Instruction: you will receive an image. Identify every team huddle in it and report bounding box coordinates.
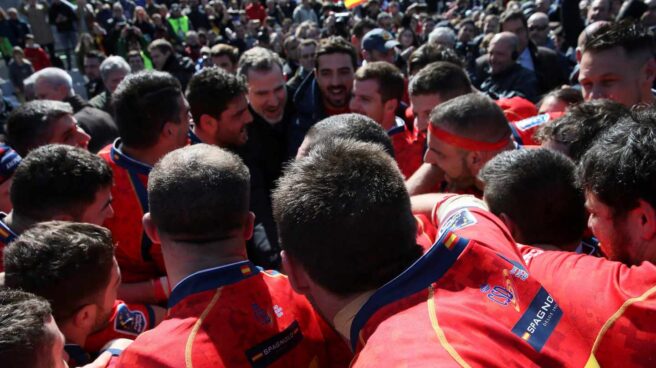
[0,10,655,368]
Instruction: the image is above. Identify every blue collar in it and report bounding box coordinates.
[349,231,469,350]
[0,212,17,244]
[168,260,260,308]
[188,129,203,144]
[109,139,152,176]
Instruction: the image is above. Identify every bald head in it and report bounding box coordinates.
[488,32,519,74]
[528,12,550,46]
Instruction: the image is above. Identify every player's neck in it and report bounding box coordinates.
[4,211,34,235]
[164,238,248,287]
[121,143,168,167]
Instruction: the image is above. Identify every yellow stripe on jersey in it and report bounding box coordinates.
[427,285,471,368]
[0,227,8,238]
[185,288,222,368]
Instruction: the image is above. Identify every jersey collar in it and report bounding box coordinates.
[349,230,469,351]
[109,139,152,176]
[168,260,260,308]
[0,212,18,244]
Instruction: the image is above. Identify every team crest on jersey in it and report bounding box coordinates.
[437,209,477,238]
[114,304,147,336]
[515,114,549,131]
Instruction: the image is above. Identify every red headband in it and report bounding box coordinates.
[428,124,510,151]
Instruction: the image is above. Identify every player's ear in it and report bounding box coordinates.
[635,199,656,240]
[281,251,310,295]
[384,98,398,114]
[142,213,161,244]
[643,57,656,86]
[72,303,97,331]
[243,211,255,240]
[197,114,218,134]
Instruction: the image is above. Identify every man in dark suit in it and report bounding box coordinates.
[475,10,567,95]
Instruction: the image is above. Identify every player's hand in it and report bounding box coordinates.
[78,351,111,368]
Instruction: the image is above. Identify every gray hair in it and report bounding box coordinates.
[428,27,457,49]
[237,46,284,79]
[33,67,74,96]
[100,56,131,82]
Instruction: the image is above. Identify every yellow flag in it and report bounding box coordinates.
[345,0,367,9]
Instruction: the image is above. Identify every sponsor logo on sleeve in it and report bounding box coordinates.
[245,320,304,367]
[114,304,147,336]
[515,114,549,131]
[511,287,563,352]
[437,209,477,238]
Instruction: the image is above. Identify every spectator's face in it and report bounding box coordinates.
[425,130,476,188]
[410,93,444,132]
[104,69,129,94]
[367,48,396,64]
[150,48,169,70]
[399,29,414,48]
[212,55,237,74]
[49,114,91,150]
[246,65,287,124]
[458,24,476,43]
[483,16,499,34]
[79,186,114,225]
[588,0,610,23]
[350,79,386,125]
[528,17,549,46]
[128,55,145,72]
[585,192,639,264]
[488,38,515,75]
[215,94,253,147]
[299,44,316,70]
[84,57,102,80]
[315,53,354,109]
[538,95,568,114]
[285,40,300,61]
[579,47,653,107]
[501,18,528,52]
[35,80,68,101]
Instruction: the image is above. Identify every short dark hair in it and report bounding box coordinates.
[273,139,421,296]
[186,67,247,125]
[148,144,250,241]
[303,113,395,158]
[479,149,587,247]
[0,289,53,368]
[409,61,472,99]
[210,43,239,64]
[5,100,73,157]
[500,9,527,30]
[352,18,377,39]
[354,61,404,102]
[579,108,656,217]
[4,222,115,323]
[407,44,464,75]
[84,49,107,63]
[10,144,113,221]
[237,46,284,77]
[430,93,510,143]
[148,38,174,55]
[113,71,182,148]
[535,99,629,161]
[315,36,358,70]
[537,87,583,110]
[583,21,655,58]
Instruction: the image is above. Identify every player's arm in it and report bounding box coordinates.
[406,163,445,195]
[411,193,457,219]
[118,277,170,305]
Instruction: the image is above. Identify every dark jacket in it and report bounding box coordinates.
[289,72,326,156]
[48,1,77,33]
[89,90,113,114]
[475,42,567,95]
[162,53,195,90]
[480,63,540,103]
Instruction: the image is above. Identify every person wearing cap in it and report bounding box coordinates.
[361,28,399,65]
[0,144,20,214]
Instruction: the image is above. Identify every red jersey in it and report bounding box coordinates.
[347,204,594,367]
[509,112,563,146]
[0,214,18,272]
[389,120,424,178]
[117,261,352,367]
[85,300,156,353]
[99,140,165,283]
[414,214,437,250]
[519,246,656,367]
